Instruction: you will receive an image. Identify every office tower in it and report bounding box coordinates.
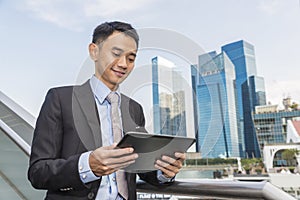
[249,76,267,107]
[253,102,300,155]
[222,40,266,158]
[191,52,240,158]
[152,56,187,136]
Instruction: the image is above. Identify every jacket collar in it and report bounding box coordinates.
[73,81,102,150]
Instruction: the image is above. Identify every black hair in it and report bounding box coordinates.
[92,21,139,47]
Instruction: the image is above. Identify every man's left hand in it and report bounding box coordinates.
[155,152,186,178]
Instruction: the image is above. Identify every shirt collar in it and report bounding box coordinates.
[89,75,121,104]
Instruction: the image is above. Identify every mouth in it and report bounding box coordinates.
[111,68,126,78]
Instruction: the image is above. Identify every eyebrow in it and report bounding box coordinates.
[112,47,137,57]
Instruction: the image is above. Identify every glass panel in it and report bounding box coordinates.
[0,102,34,145]
[0,129,45,199]
[0,177,23,200]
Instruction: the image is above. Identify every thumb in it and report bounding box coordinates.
[102,143,118,150]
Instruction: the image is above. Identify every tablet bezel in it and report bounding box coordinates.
[117,131,195,173]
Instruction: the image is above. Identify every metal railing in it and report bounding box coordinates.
[0,118,31,156]
[137,179,296,200]
[0,91,36,127]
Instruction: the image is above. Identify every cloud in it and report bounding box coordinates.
[17,0,156,31]
[17,0,85,31]
[257,0,284,15]
[84,0,154,17]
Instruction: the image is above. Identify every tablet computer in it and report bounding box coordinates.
[117,132,195,173]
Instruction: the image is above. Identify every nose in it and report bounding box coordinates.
[117,55,127,69]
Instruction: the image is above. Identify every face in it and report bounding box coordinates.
[89,31,137,91]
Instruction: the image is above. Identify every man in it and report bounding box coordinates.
[28,21,185,200]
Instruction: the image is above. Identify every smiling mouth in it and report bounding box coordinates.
[111,68,126,77]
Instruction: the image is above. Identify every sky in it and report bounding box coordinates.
[1,0,300,118]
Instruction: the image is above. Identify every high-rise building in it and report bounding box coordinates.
[191,52,240,158]
[222,40,266,158]
[253,102,300,155]
[249,76,267,107]
[152,56,187,136]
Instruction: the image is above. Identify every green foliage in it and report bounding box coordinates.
[289,167,295,173]
[255,168,262,174]
[290,103,299,110]
[241,158,263,170]
[184,157,269,170]
[185,158,237,166]
[282,149,298,166]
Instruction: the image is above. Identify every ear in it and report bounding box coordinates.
[89,43,99,61]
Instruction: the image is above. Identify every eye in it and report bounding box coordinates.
[112,51,121,57]
[127,56,135,63]
[111,49,122,58]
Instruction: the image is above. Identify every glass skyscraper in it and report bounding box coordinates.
[249,76,267,108]
[191,52,239,158]
[222,40,266,158]
[152,56,187,136]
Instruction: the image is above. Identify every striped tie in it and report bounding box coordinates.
[106,92,128,200]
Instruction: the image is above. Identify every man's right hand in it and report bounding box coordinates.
[89,143,138,176]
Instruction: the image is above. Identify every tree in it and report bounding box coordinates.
[282,149,297,166]
[241,158,263,174]
[290,102,299,110]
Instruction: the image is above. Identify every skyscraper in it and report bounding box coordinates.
[191,52,240,158]
[249,76,267,107]
[152,56,187,136]
[222,40,266,158]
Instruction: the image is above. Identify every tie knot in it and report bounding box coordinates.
[106,92,120,104]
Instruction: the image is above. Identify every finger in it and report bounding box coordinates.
[154,163,176,178]
[102,153,138,166]
[161,155,177,164]
[111,148,135,157]
[161,156,183,169]
[111,160,136,171]
[94,146,135,159]
[156,159,178,171]
[175,152,186,160]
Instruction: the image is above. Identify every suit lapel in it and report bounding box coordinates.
[73,81,102,150]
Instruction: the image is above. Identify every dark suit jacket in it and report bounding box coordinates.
[28,81,162,200]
